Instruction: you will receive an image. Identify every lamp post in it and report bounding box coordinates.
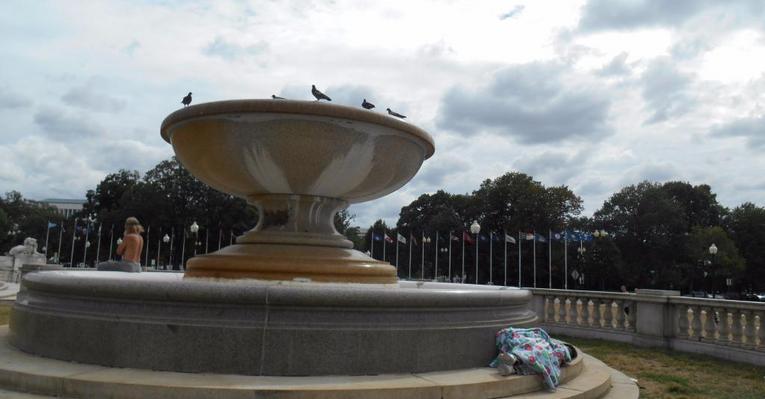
[576,244,586,289]
[470,220,480,284]
[439,246,448,281]
[709,243,718,298]
[190,221,200,256]
[162,234,170,270]
[421,235,431,279]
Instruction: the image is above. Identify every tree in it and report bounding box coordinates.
[726,203,765,291]
[686,226,744,294]
[0,191,61,255]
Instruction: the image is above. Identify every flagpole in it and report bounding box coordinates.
[548,229,552,289]
[156,228,161,270]
[420,232,425,280]
[229,230,233,246]
[504,231,507,286]
[83,221,90,267]
[564,232,568,289]
[383,231,387,262]
[70,218,78,266]
[144,226,150,269]
[169,228,175,268]
[518,231,522,287]
[108,225,114,260]
[57,221,64,263]
[448,231,452,281]
[205,228,209,254]
[533,230,537,288]
[408,232,412,279]
[489,232,493,284]
[395,234,399,275]
[370,229,374,259]
[434,230,439,280]
[181,229,187,270]
[217,228,222,250]
[461,231,465,284]
[95,224,102,264]
[44,221,51,259]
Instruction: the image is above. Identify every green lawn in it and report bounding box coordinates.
[0,303,9,325]
[562,336,765,399]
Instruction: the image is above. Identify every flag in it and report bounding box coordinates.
[524,232,535,240]
[535,233,547,243]
[451,233,460,241]
[492,232,502,241]
[551,232,563,240]
[373,233,383,241]
[505,234,516,244]
[397,233,407,244]
[463,231,475,245]
[411,235,418,246]
[384,234,394,243]
[479,234,488,241]
[48,222,57,229]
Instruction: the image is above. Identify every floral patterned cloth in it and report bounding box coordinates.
[489,327,572,390]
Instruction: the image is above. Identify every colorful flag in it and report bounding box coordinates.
[47,222,57,229]
[505,234,516,244]
[463,231,475,245]
[535,233,547,243]
[397,233,407,244]
[384,234,394,243]
[551,232,563,240]
[524,232,535,240]
[373,233,383,241]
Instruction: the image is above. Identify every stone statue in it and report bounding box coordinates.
[8,237,46,269]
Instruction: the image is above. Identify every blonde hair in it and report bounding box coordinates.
[124,217,145,234]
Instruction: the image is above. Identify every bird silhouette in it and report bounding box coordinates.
[311,85,331,101]
[181,92,192,107]
[362,99,375,109]
[272,95,285,100]
[386,108,406,119]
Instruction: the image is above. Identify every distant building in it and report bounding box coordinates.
[42,199,84,218]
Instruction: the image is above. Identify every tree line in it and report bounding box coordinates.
[2,158,764,294]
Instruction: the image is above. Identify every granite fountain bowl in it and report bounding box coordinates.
[160,100,435,282]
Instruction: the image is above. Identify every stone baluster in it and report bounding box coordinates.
[675,304,690,339]
[702,307,717,341]
[715,307,730,344]
[576,298,585,326]
[612,299,625,330]
[602,300,614,329]
[565,297,574,324]
[689,305,702,339]
[553,297,561,323]
[543,296,551,323]
[587,299,596,327]
[626,300,636,331]
[731,310,744,346]
[756,312,765,350]
[743,310,757,349]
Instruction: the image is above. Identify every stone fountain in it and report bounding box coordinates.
[1,100,617,399]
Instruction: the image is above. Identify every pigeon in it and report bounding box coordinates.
[181,92,192,107]
[272,95,285,100]
[361,99,375,109]
[386,108,406,119]
[311,85,332,101]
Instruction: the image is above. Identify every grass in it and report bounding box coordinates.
[0,303,9,325]
[561,335,765,399]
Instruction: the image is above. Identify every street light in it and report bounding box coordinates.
[421,235,431,279]
[190,221,200,256]
[470,220,481,284]
[709,243,718,298]
[162,234,170,270]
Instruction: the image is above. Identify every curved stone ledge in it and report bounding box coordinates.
[10,272,537,376]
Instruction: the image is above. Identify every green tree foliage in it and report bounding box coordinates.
[726,203,765,291]
[686,226,744,294]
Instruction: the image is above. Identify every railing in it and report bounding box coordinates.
[529,288,765,366]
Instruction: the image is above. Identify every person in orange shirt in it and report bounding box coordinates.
[97,217,144,272]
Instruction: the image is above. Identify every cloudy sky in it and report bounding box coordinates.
[1,0,764,227]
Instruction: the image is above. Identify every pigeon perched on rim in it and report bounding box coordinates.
[386,108,406,119]
[181,92,192,107]
[361,99,375,109]
[272,95,285,100]
[311,85,331,101]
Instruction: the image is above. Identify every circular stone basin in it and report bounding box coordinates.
[10,271,537,376]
